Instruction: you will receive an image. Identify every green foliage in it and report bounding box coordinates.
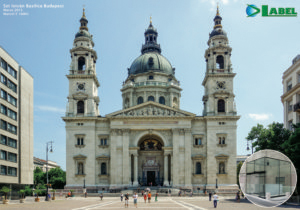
[246,123,291,153]
[236,161,243,186]
[34,184,46,198]
[33,167,66,189]
[19,190,25,199]
[0,186,11,200]
[24,186,33,196]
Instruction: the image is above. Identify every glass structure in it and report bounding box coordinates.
[246,157,293,198]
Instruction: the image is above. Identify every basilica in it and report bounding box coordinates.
[63,7,240,192]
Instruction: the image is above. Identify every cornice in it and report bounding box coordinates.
[202,73,236,86]
[62,116,109,122]
[282,60,300,80]
[66,74,100,87]
[204,116,240,121]
[281,83,300,102]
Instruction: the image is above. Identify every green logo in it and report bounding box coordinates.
[246,5,297,17]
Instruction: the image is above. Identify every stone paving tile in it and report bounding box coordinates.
[0,196,299,210]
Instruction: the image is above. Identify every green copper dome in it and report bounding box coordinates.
[75,30,93,40]
[129,52,174,75]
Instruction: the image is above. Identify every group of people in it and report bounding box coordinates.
[120,191,158,208]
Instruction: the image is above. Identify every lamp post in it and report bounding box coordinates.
[45,141,53,201]
[246,140,253,154]
[83,177,86,198]
[216,179,218,189]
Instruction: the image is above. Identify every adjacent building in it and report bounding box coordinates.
[281,55,300,130]
[0,46,34,186]
[63,8,240,191]
[34,157,59,172]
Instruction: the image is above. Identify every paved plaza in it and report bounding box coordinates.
[0,196,299,210]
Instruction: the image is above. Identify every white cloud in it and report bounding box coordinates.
[36,105,65,113]
[248,113,272,121]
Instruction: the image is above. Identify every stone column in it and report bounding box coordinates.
[184,129,192,186]
[130,91,133,107]
[133,154,139,186]
[110,129,118,186]
[172,128,179,186]
[122,129,130,185]
[163,154,169,186]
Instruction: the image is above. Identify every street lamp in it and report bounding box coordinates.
[246,140,253,154]
[45,141,53,201]
[216,179,218,189]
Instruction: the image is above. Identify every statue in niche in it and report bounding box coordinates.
[157,142,162,150]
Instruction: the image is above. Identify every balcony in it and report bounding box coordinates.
[122,81,180,89]
[294,102,300,113]
[69,69,95,75]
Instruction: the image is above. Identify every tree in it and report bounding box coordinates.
[48,167,66,189]
[0,186,11,200]
[34,167,45,187]
[282,127,300,195]
[246,123,291,153]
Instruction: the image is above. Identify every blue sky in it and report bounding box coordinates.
[1,0,299,170]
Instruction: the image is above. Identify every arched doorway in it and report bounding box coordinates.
[137,135,164,186]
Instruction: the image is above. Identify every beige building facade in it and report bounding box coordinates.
[0,46,34,185]
[281,55,300,130]
[63,9,240,191]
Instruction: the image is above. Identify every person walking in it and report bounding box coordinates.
[100,193,103,201]
[155,192,158,202]
[148,191,152,203]
[236,191,240,203]
[213,192,218,208]
[125,193,129,208]
[209,191,212,201]
[121,193,123,202]
[133,192,138,208]
[143,193,147,203]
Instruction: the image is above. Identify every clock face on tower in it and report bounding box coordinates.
[216,81,226,90]
[77,83,85,91]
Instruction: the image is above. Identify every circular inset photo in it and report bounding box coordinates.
[239,149,297,208]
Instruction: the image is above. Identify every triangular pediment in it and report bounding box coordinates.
[73,154,87,160]
[106,101,195,118]
[215,153,229,159]
[72,92,88,100]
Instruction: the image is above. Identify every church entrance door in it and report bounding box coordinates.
[147,171,156,186]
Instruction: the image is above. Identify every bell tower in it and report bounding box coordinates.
[202,6,237,116]
[65,8,100,117]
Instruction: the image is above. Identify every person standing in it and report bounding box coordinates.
[125,193,129,208]
[148,191,152,203]
[236,191,240,203]
[143,193,147,203]
[213,192,218,208]
[209,191,212,201]
[155,192,158,202]
[100,193,103,201]
[121,193,123,202]
[133,192,138,208]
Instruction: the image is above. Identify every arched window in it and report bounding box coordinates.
[148,96,154,102]
[216,55,224,69]
[78,57,86,70]
[159,96,165,105]
[77,101,84,114]
[218,99,225,112]
[196,162,202,174]
[219,162,225,174]
[222,137,225,144]
[101,163,107,175]
[78,163,84,175]
[137,97,143,105]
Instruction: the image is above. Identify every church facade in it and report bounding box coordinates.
[63,8,240,191]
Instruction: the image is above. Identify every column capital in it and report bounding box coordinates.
[122,129,130,136]
[184,128,192,134]
[110,129,123,136]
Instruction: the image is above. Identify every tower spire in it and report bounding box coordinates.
[79,7,89,31]
[213,5,222,29]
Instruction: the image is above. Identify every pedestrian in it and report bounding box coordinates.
[121,193,123,202]
[85,191,87,198]
[148,191,151,203]
[236,191,240,203]
[68,191,71,197]
[125,193,129,208]
[143,193,147,203]
[155,192,158,202]
[100,193,103,201]
[209,191,212,201]
[141,190,144,196]
[60,191,62,197]
[213,192,218,208]
[133,192,138,208]
[168,189,171,197]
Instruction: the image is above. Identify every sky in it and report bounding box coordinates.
[1,0,300,170]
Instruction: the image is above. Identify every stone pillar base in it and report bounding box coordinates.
[163,181,169,186]
[133,181,139,186]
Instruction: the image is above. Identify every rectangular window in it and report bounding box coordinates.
[0,165,7,175]
[0,89,7,100]
[287,80,292,91]
[0,120,7,130]
[8,138,17,148]
[0,104,7,115]
[1,59,7,70]
[0,150,7,160]
[100,138,107,145]
[7,123,17,134]
[288,101,293,112]
[8,152,17,162]
[7,79,17,93]
[7,94,17,107]
[0,135,7,145]
[77,138,84,145]
[0,74,7,85]
[7,108,17,120]
[7,65,17,79]
[7,167,17,176]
